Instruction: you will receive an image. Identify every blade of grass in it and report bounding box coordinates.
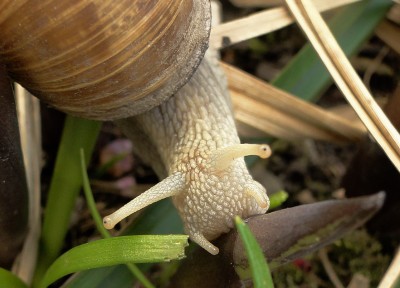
[273,0,392,101]
[93,152,129,178]
[33,116,101,288]
[269,191,288,209]
[63,265,134,288]
[211,0,360,49]
[64,198,183,287]
[80,148,155,288]
[61,265,131,288]
[40,235,188,288]
[285,0,400,172]
[0,268,28,288]
[235,216,274,288]
[79,149,111,239]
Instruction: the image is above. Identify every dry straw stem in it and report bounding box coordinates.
[230,0,283,7]
[378,247,400,288]
[387,3,400,25]
[376,20,400,55]
[13,85,42,285]
[318,248,345,288]
[222,62,364,142]
[210,0,360,49]
[284,0,400,172]
[328,98,388,133]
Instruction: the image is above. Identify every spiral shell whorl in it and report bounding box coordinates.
[0,0,211,120]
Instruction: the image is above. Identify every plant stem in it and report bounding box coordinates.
[80,149,155,288]
[32,116,101,288]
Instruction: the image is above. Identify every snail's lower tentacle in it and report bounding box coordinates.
[190,232,219,255]
[103,172,186,229]
[245,182,270,210]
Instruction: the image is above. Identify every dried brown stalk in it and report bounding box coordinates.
[378,247,400,288]
[376,20,400,55]
[285,0,400,172]
[12,85,42,284]
[211,0,360,49]
[222,62,365,142]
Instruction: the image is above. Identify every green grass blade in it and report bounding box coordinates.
[396,277,400,288]
[272,0,392,101]
[79,148,111,239]
[79,148,155,288]
[0,268,28,288]
[63,198,183,287]
[41,235,188,288]
[41,116,101,256]
[235,216,274,288]
[94,152,129,178]
[64,265,134,288]
[33,116,101,287]
[124,263,155,288]
[269,190,288,209]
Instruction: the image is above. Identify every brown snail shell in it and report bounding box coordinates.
[0,0,211,120]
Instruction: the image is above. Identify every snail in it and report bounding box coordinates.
[0,0,271,254]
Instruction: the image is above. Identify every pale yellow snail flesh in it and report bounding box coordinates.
[104,57,271,255]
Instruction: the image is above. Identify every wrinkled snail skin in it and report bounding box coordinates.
[106,57,271,254]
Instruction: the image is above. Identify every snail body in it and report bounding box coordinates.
[0,0,271,254]
[106,57,271,254]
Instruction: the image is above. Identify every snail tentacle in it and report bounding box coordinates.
[103,172,186,229]
[208,144,271,173]
[191,232,219,255]
[245,182,270,210]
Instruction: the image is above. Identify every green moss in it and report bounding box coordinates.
[272,229,390,287]
[330,229,390,287]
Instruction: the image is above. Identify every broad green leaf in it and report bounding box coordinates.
[0,268,28,288]
[235,216,274,288]
[63,265,133,288]
[396,277,400,288]
[80,149,154,288]
[41,235,188,288]
[33,116,101,287]
[63,198,182,288]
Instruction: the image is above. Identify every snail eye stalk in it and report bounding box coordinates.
[208,144,271,173]
[103,173,185,229]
